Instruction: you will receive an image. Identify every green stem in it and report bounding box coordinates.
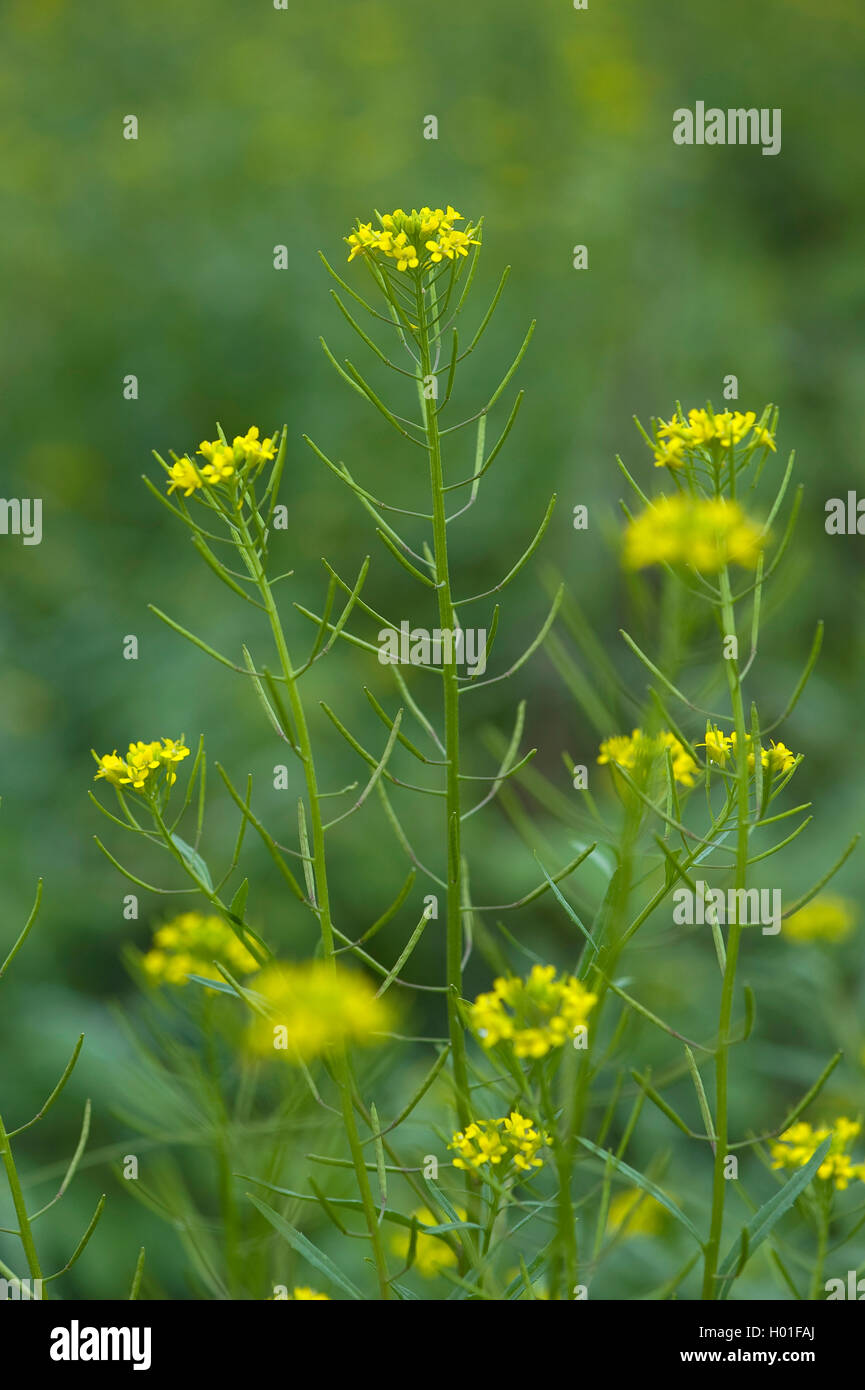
[237,516,391,1299]
[416,278,472,1133]
[809,1194,830,1301]
[203,997,241,1296]
[702,564,749,1299]
[0,1107,44,1285]
[539,1059,578,1300]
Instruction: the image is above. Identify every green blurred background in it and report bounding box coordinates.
[2,0,865,1298]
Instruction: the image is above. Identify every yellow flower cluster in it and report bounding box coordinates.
[246,961,392,1062]
[624,495,764,572]
[270,1287,330,1300]
[347,206,479,272]
[93,737,190,792]
[390,1206,466,1279]
[140,911,259,988]
[598,727,698,787]
[166,427,277,497]
[449,1111,550,1174]
[769,1117,865,1191]
[467,963,597,1059]
[606,1188,667,1237]
[702,727,797,776]
[652,409,776,467]
[784,895,857,944]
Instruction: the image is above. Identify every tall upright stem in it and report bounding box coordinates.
[702,564,749,1298]
[0,1108,43,1286]
[416,281,471,1132]
[239,515,391,1299]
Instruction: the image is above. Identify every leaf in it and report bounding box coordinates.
[129,1247,146,1301]
[390,1280,421,1300]
[534,853,598,955]
[370,1102,387,1216]
[228,878,249,922]
[45,1194,106,1281]
[577,1136,702,1244]
[239,1176,478,1234]
[246,1192,364,1300]
[185,973,247,997]
[742,985,756,1041]
[716,1136,832,1299]
[0,878,42,980]
[684,1046,717,1143]
[170,834,213,891]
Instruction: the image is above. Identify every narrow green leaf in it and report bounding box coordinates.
[577,1137,702,1244]
[370,1103,387,1218]
[716,1137,832,1298]
[246,1192,364,1299]
[170,834,214,891]
[129,1246,146,1300]
[229,877,249,923]
[0,879,43,981]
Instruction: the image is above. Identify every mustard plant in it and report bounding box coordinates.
[74,210,864,1302]
[495,405,863,1299]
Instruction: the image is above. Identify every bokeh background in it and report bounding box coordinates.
[1,0,864,1298]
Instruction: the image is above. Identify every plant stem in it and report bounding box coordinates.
[238,515,391,1299]
[202,997,241,1296]
[416,278,472,1133]
[809,1191,830,1301]
[0,1107,44,1285]
[702,564,749,1299]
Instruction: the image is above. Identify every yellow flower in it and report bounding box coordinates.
[449,1112,550,1175]
[232,425,276,466]
[652,435,687,469]
[140,911,259,988]
[606,1188,667,1237]
[391,1206,465,1278]
[246,961,392,1062]
[165,428,277,495]
[159,737,191,772]
[347,221,378,261]
[92,752,128,788]
[700,727,798,778]
[623,495,765,572]
[770,1118,865,1191]
[124,740,164,789]
[702,727,733,766]
[166,457,203,496]
[598,728,698,788]
[754,426,776,451]
[654,408,775,453]
[764,740,796,776]
[426,227,477,263]
[93,737,190,794]
[784,895,857,944]
[390,231,419,271]
[346,206,479,271]
[197,437,236,482]
[467,963,597,1058]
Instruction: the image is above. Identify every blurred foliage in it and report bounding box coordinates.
[1,0,864,1298]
